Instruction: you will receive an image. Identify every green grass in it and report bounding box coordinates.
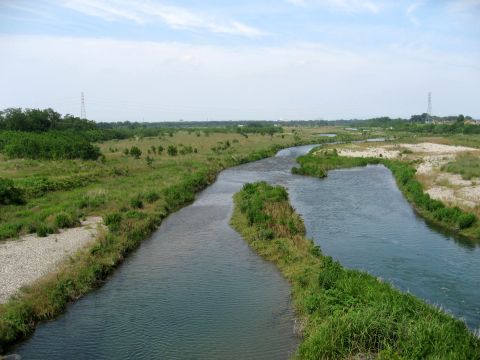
[293,148,480,242]
[231,182,480,359]
[442,153,480,180]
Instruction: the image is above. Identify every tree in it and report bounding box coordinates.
[167,145,178,156]
[130,146,142,159]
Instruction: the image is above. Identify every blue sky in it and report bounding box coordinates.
[0,0,479,121]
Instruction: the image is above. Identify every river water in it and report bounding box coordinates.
[14,145,480,359]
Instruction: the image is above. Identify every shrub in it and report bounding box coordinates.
[130,146,142,159]
[0,222,23,239]
[0,178,24,205]
[458,213,476,229]
[104,212,122,232]
[167,145,178,156]
[36,223,55,237]
[54,212,78,229]
[130,196,144,209]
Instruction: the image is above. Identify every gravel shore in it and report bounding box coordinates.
[0,217,103,304]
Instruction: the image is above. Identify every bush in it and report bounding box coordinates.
[54,212,78,229]
[129,146,142,159]
[36,223,55,237]
[130,196,144,209]
[458,213,476,229]
[0,178,24,205]
[104,213,122,232]
[167,145,178,156]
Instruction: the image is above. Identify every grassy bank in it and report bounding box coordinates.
[293,149,480,242]
[231,182,480,359]
[0,127,347,352]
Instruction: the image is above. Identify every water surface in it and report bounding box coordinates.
[287,165,480,329]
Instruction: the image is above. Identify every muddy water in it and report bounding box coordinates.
[15,144,480,359]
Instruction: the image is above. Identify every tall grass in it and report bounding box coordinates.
[293,149,480,241]
[231,182,480,359]
[442,153,480,180]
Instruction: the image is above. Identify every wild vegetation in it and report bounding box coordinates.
[231,181,480,359]
[293,149,480,241]
[442,153,480,180]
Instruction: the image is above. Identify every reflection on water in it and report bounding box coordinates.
[15,144,480,359]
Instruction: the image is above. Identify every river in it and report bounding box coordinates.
[14,145,480,359]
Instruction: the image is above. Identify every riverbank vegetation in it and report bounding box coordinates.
[442,153,480,180]
[1,123,351,351]
[231,181,480,359]
[293,149,480,241]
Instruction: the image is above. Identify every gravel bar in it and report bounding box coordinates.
[0,217,103,304]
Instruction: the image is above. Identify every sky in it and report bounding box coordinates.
[0,0,479,122]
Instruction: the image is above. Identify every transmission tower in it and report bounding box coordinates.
[80,92,87,119]
[427,92,432,116]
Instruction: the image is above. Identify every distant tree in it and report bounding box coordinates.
[410,113,429,123]
[130,146,142,159]
[167,145,178,156]
[157,145,164,154]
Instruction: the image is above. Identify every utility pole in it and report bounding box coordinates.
[81,92,87,119]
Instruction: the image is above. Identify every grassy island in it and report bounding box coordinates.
[231,181,480,359]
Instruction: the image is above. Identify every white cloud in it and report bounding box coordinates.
[1,35,478,121]
[406,2,422,26]
[285,0,307,6]
[61,0,265,37]
[287,0,382,13]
